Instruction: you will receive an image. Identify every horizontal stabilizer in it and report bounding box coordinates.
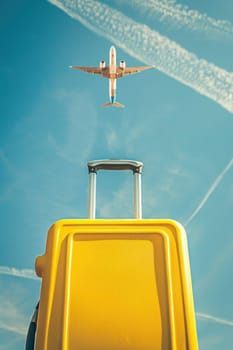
[102,101,125,108]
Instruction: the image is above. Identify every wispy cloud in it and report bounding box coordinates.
[0,296,28,337]
[0,335,23,350]
[0,266,38,280]
[48,88,98,165]
[0,321,27,336]
[0,149,15,174]
[0,149,22,202]
[195,240,233,298]
[98,177,133,218]
[121,0,233,38]
[48,0,233,113]
[184,158,233,226]
[197,312,233,327]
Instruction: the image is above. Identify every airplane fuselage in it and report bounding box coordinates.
[100,46,124,104]
[109,46,117,103]
[101,46,124,79]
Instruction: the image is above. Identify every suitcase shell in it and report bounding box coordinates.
[35,218,198,350]
[33,160,198,349]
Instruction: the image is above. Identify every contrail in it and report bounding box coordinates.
[0,266,38,280]
[196,312,233,327]
[0,321,27,336]
[121,0,233,38]
[48,0,233,113]
[185,158,233,226]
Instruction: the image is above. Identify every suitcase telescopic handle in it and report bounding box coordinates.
[87,160,143,219]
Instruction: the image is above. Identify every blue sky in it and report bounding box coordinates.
[0,0,233,349]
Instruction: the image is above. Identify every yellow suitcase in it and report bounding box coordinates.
[28,160,198,350]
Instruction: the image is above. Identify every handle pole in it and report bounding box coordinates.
[88,170,96,219]
[134,172,142,219]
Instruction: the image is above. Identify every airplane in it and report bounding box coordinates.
[69,46,153,108]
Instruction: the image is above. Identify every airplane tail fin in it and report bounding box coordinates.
[102,102,125,108]
[113,102,125,108]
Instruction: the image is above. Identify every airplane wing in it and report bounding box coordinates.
[123,66,153,75]
[69,66,103,75]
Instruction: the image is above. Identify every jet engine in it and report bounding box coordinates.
[120,60,126,69]
[100,60,106,68]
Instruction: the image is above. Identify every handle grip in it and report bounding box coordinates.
[87,159,143,219]
[88,159,143,173]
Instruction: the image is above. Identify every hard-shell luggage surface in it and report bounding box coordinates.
[33,160,198,350]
